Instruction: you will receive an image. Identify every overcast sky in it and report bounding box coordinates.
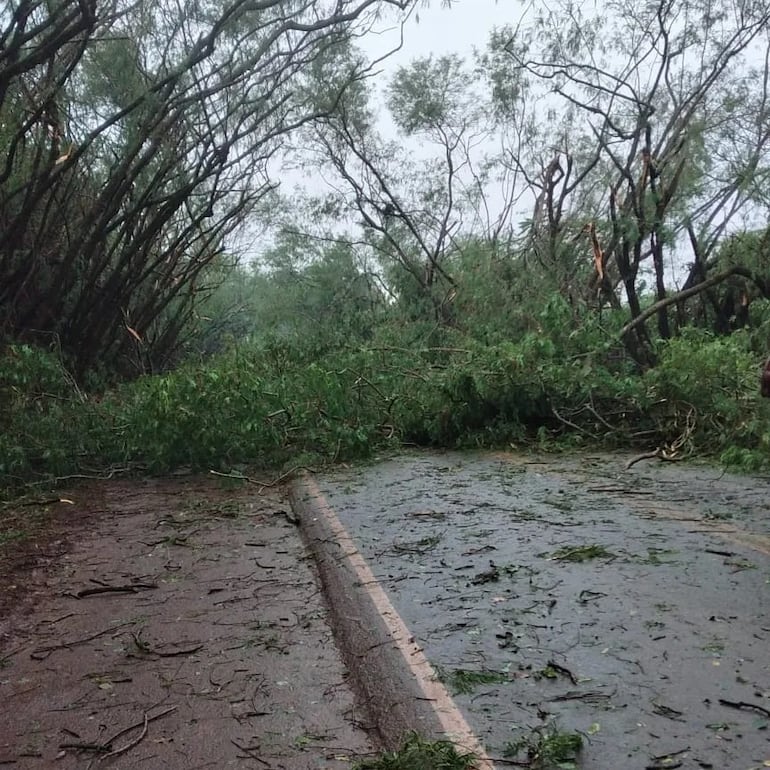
[366,0,510,71]
[244,1,520,262]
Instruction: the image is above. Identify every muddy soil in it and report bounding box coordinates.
[313,451,770,770]
[0,476,374,769]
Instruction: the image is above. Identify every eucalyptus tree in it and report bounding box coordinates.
[489,0,770,359]
[0,0,417,376]
[295,47,499,326]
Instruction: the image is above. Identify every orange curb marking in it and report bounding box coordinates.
[300,475,496,770]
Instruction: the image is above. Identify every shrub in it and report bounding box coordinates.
[3,317,770,493]
[645,329,765,458]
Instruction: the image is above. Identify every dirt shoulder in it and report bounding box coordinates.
[0,475,375,769]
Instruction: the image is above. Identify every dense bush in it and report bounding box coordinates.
[2,312,768,493]
[645,330,770,466]
[0,345,93,482]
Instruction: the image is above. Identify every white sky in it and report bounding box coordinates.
[242,1,516,263]
[241,0,769,289]
[367,0,509,67]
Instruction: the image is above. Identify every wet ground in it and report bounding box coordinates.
[312,451,770,769]
[0,477,374,769]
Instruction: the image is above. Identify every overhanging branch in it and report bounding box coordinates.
[619,265,768,339]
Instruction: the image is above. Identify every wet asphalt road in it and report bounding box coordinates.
[313,451,770,770]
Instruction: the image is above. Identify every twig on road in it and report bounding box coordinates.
[101,705,177,760]
[209,466,313,488]
[30,620,137,660]
[718,698,770,718]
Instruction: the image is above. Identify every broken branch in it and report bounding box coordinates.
[718,698,770,718]
[101,705,177,760]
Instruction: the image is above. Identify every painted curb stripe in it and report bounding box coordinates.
[298,474,496,770]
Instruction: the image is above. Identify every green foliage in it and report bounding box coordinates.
[178,261,261,359]
[249,237,384,352]
[6,0,770,494]
[0,345,94,481]
[353,733,476,770]
[0,344,74,408]
[645,329,763,457]
[387,54,470,134]
[434,666,509,695]
[296,33,371,126]
[718,445,770,472]
[714,228,770,272]
[478,27,528,123]
[504,725,583,769]
[2,281,770,491]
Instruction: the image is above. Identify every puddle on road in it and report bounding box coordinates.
[315,451,770,770]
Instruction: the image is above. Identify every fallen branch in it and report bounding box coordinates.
[59,741,111,754]
[100,705,177,760]
[209,465,314,488]
[649,746,690,765]
[619,265,756,339]
[625,451,659,469]
[16,497,72,506]
[151,643,204,658]
[626,409,695,469]
[21,466,139,489]
[584,401,617,432]
[129,629,203,658]
[101,714,149,760]
[549,689,612,703]
[31,620,136,660]
[718,698,770,718]
[231,739,272,766]
[551,406,599,439]
[73,582,157,598]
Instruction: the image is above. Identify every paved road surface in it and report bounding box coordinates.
[307,451,770,770]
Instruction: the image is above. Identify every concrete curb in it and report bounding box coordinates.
[288,472,494,767]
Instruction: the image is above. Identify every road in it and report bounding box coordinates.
[299,451,770,769]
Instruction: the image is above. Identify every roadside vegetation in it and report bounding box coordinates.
[3,0,770,496]
[353,733,477,770]
[504,725,583,770]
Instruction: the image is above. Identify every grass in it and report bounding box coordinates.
[434,666,509,695]
[354,733,477,770]
[503,725,583,769]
